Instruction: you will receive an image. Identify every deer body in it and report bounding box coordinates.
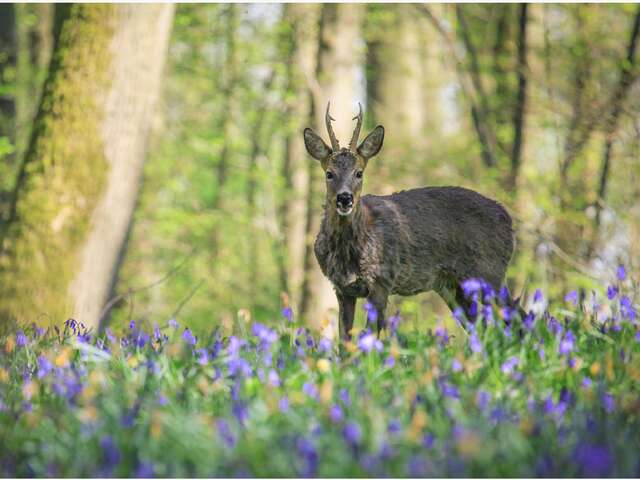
[304,104,515,339]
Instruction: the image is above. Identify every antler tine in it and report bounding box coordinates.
[349,102,363,151]
[325,102,340,151]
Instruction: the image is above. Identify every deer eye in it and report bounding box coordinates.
[355,170,363,179]
[326,171,334,180]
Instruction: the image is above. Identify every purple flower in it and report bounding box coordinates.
[476,390,491,410]
[129,320,136,330]
[195,348,209,366]
[182,328,197,346]
[37,355,53,379]
[279,396,289,412]
[469,333,482,354]
[16,331,27,347]
[422,432,435,448]
[267,369,280,387]
[533,288,544,303]
[228,358,251,377]
[303,382,319,400]
[281,306,293,322]
[620,296,637,321]
[559,331,575,356]
[617,264,626,281]
[339,389,350,406]
[407,456,429,477]
[482,305,493,323]
[451,359,463,372]
[581,377,593,389]
[153,323,162,341]
[387,419,402,435]
[157,393,168,406]
[607,285,618,300]
[602,393,615,413]
[252,322,278,347]
[358,331,382,353]
[565,290,578,306]
[461,278,483,298]
[296,436,318,477]
[384,355,395,367]
[440,382,459,399]
[523,312,535,330]
[318,337,332,353]
[232,401,249,425]
[363,301,378,325]
[216,419,236,449]
[500,356,519,375]
[342,421,362,446]
[498,286,511,305]
[574,443,613,477]
[635,331,640,343]
[101,436,121,468]
[434,326,449,346]
[388,311,401,334]
[329,404,344,423]
[452,307,466,326]
[135,462,154,478]
[168,318,178,329]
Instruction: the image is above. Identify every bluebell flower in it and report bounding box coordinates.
[574,443,613,477]
[559,331,575,356]
[440,382,459,399]
[452,307,465,327]
[296,436,318,477]
[129,320,136,330]
[15,331,27,348]
[37,355,53,379]
[476,390,491,410]
[363,301,378,325]
[533,288,544,303]
[523,311,535,330]
[339,388,350,406]
[434,326,449,346]
[157,393,168,406]
[279,396,289,412]
[232,401,249,425]
[135,461,154,478]
[407,456,429,477]
[267,369,280,387]
[469,333,482,354]
[602,393,615,413]
[620,296,637,321]
[252,322,278,347]
[635,330,640,343]
[451,359,463,372]
[216,419,236,449]
[617,264,626,281]
[281,306,293,322]
[101,436,121,468]
[228,358,251,377]
[384,355,395,367]
[607,285,618,300]
[422,432,435,448]
[182,328,197,346]
[388,311,401,334]
[581,377,593,389]
[482,304,493,323]
[358,331,382,353]
[153,323,162,341]
[302,382,319,400]
[461,278,483,298]
[500,356,519,375]
[329,404,344,423]
[565,290,578,306]
[387,419,402,435]
[318,337,332,353]
[342,421,362,447]
[195,348,209,366]
[168,318,178,329]
[498,286,511,305]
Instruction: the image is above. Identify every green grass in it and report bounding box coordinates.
[0,279,639,477]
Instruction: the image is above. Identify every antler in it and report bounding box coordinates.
[325,102,340,151]
[349,102,363,152]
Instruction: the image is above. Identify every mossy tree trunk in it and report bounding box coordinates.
[0,4,174,330]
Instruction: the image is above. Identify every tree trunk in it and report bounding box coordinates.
[508,4,529,192]
[588,6,640,258]
[282,4,321,313]
[0,4,17,220]
[300,3,364,331]
[0,4,174,329]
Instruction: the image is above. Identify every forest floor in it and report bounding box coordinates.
[0,277,639,477]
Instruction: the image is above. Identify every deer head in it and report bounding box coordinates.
[304,102,384,217]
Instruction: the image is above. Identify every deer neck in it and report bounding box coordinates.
[324,200,367,246]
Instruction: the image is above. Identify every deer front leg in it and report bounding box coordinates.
[367,286,388,337]
[337,292,356,340]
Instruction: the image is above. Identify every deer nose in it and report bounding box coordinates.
[336,192,353,208]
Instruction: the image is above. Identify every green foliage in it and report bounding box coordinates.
[1,278,639,476]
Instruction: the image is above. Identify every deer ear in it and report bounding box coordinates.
[304,128,332,161]
[357,125,384,161]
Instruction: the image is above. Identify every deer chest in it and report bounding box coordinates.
[314,236,375,297]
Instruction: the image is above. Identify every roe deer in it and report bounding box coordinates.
[303,103,515,339]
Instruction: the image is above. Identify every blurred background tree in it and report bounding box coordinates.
[0,4,638,335]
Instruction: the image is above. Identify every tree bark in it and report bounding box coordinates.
[0,4,17,220]
[0,4,174,329]
[508,4,529,192]
[281,4,320,313]
[300,3,364,332]
[588,6,640,257]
